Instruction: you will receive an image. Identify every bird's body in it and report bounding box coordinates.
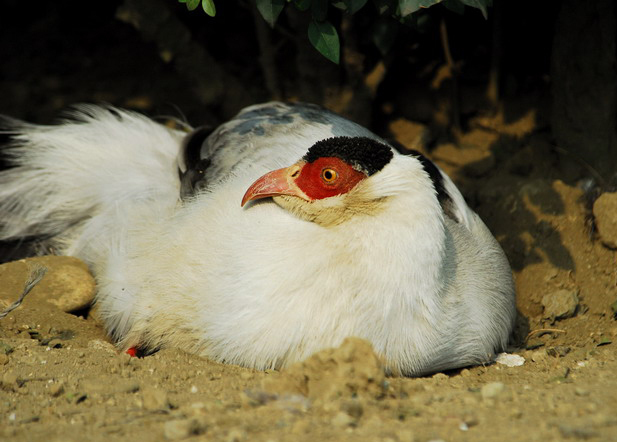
[0,102,515,376]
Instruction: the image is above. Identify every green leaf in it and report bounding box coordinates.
[441,0,465,14]
[257,0,286,27]
[373,0,396,15]
[458,0,490,18]
[311,0,329,22]
[178,0,187,3]
[293,0,312,11]
[345,0,369,14]
[202,0,216,16]
[186,0,200,11]
[308,19,340,64]
[398,0,443,17]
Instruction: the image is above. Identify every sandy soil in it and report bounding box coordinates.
[1,106,617,442]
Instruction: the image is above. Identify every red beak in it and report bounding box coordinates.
[241,162,309,207]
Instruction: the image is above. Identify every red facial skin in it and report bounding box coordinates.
[294,157,366,200]
[241,157,366,206]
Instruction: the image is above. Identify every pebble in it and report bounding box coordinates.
[574,387,589,397]
[541,289,579,320]
[481,382,505,399]
[331,411,355,427]
[226,428,247,442]
[0,342,13,355]
[0,354,9,365]
[495,353,525,367]
[2,371,19,387]
[48,382,65,397]
[530,349,548,362]
[164,418,202,440]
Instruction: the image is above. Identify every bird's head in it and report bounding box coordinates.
[241,137,394,226]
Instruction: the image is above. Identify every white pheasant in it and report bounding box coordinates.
[0,102,516,376]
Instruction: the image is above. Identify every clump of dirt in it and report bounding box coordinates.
[261,337,387,402]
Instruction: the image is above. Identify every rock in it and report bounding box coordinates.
[1,371,19,387]
[480,382,505,399]
[547,346,571,358]
[530,349,548,362]
[331,411,355,427]
[48,382,65,397]
[542,289,579,320]
[495,353,525,367]
[0,256,95,313]
[0,341,13,355]
[164,418,203,440]
[593,192,617,249]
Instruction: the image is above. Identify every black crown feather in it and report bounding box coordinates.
[303,136,393,176]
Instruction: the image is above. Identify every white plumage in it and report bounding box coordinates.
[0,102,516,376]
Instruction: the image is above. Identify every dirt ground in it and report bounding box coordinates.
[2,2,617,442]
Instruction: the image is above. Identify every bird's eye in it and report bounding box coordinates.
[321,168,338,183]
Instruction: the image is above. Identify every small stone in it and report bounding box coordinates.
[164,418,202,440]
[47,339,63,349]
[0,354,9,365]
[2,371,19,387]
[547,346,571,358]
[530,349,548,362]
[495,353,525,367]
[0,342,13,355]
[331,411,355,427]
[480,382,505,399]
[542,289,579,320]
[49,382,65,397]
[574,388,589,397]
[226,428,246,442]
